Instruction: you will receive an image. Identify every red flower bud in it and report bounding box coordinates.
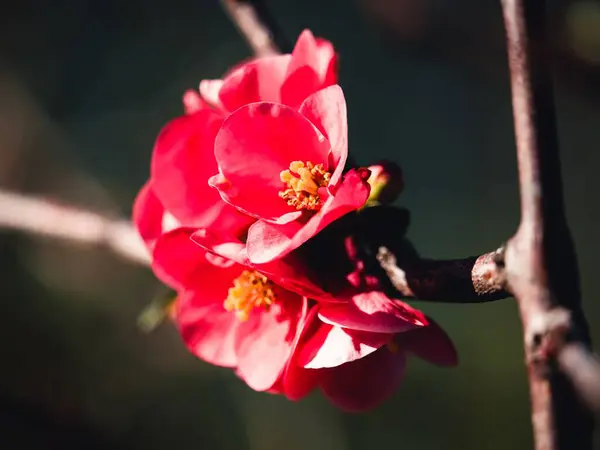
[366,160,404,204]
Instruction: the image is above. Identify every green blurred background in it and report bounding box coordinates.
[1,0,600,449]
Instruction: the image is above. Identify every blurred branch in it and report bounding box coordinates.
[0,189,149,266]
[558,343,600,410]
[499,0,596,449]
[220,0,291,56]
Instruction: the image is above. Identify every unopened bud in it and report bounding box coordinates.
[366,161,404,204]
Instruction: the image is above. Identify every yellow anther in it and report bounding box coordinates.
[278,161,331,212]
[224,270,276,321]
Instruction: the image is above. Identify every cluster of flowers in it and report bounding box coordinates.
[134,30,457,411]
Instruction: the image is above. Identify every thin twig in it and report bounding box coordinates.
[0,189,150,266]
[499,0,595,449]
[220,0,291,56]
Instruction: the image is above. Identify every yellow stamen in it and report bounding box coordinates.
[279,160,331,211]
[224,270,276,321]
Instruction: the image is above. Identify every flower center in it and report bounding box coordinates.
[279,161,331,212]
[224,270,276,321]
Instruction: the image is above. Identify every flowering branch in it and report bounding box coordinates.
[498,0,596,449]
[220,0,291,56]
[0,189,149,266]
[0,186,510,304]
[0,0,597,441]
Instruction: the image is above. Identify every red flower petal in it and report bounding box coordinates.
[281,67,320,108]
[150,109,224,225]
[299,85,348,187]
[176,291,239,368]
[281,30,328,107]
[199,79,225,109]
[151,227,208,290]
[191,228,250,266]
[265,377,285,395]
[201,201,255,237]
[205,252,237,269]
[246,169,370,264]
[286,30,321,80]
[210,170,302,225]
[296,320,391,369]
[213,102,330,222]
[182,89,208,115]
[319,347,407,412]
[282,305,323,400]
[318,291,429,333]
[191,228,339,302]
[132,181,167,248]
[257,258,340,302]
[152,227,247,292]
[396,318,458,367]
[315,37,338,86]
[234,294,306,392]
[218,55,292,111]
[287,31,337,87]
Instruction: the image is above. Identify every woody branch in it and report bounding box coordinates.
[497,0,595,448]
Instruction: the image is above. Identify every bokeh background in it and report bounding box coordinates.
[2,0,600,449]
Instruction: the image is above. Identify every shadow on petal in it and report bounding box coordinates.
[396,317,458,367]
[320,347,406,412]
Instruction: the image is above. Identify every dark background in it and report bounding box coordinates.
[1,1,600,449]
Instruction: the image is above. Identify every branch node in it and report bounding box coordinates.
[492,244,506,268]
[479,245,508,290]
[527,308,572,378]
